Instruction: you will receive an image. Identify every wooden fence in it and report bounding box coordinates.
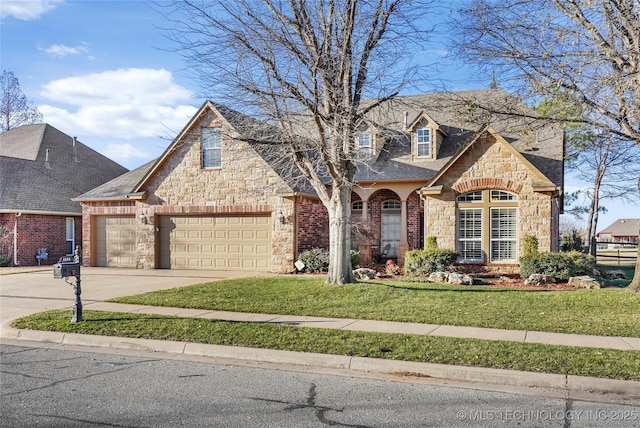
[595,242,638,266]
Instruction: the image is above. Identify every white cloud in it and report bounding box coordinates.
[1,0,62,20]
[101,143,150,164]
[39,68,198,139]
[40,43,90,57]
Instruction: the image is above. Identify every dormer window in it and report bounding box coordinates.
[416,128,431,158]
[202,128,222,168]
[358,132,371,150]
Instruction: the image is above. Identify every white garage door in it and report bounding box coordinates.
[95,216,136,267]
[158,215,271,271]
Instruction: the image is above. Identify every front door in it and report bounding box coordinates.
[381,213,400,257]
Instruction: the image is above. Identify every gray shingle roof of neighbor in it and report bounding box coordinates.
[597,219,640,237]
[0,124,129,214]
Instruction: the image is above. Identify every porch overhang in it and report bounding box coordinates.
[417,185,443,196]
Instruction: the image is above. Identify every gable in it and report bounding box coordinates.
[421,125,558,196]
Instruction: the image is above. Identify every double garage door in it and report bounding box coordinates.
[159,215,271,271]
[95,215,271,271]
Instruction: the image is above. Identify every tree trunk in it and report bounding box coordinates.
[326,182,356,284]
[628,186,640,292]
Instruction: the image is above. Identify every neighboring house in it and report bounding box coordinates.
[75,89,564,273]
[596,219,640,245]
[0,124,128,266]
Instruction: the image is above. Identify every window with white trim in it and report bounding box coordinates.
[416,128,430,157]
[202,128,222,168]
[65,218,75,255]
[382,200,401,210]
[458,209,483,262]
[456,190,518,263]
[358,133,371,150]
[490,208,517,261]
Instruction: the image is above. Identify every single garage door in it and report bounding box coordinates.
[95,216,136,267]
[159,215,271,271]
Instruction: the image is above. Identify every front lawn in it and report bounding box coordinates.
[108,276,640,337]
[12,310,640,381]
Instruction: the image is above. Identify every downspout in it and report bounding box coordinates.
[293,195,299,262]
[14,212,21,266]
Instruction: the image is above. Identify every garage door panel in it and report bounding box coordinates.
[159,215,271,271]
[95,216,136,268]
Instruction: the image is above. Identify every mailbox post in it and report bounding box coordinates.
[53,245,83,323]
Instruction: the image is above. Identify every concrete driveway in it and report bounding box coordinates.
[0,267,259,333]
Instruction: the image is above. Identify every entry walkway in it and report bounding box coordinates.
[84,301,640,351]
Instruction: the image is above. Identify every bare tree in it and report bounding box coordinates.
[571,134,640,253]
[161,0,432,284]
[0,70,43,132]
[453,0,640,291]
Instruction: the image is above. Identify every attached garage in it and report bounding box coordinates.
[94,216,136,267]
[158,215,271,271]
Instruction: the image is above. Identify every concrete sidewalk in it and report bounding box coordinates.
[2,267,639,399]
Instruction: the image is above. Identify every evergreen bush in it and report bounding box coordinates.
[522,235,539,257]
[519,252,576,281]
[425,236,438,250]
[298,248,330,273]
[404,249,459,276]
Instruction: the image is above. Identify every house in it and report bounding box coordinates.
[596,219,640,246]
[0,124,128,266]
[75,89,564,273]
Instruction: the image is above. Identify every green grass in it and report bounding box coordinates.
[12,310,640,381]
[108,276,640,337]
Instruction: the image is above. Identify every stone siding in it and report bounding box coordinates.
[139,110,296,273]
[423,134,558,266]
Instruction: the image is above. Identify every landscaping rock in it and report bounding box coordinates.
[524,274,556,286]
[353,268,377,280]
[567,276,601,289]
[428,272,449,283]
[600,270,627,280]
[447,272,474,285]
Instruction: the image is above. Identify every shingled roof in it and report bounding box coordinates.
[76,88,564,201]
[353,89,564,187]
[0,124,128,214]
[597,219,640,238]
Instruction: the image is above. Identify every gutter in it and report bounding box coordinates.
[0,209,81,216]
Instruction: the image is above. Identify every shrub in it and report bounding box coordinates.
[404,249,459,276]
[519,252,576,281]
[298,248,330,273]
[565,251,595,276]
[522,235,539,257]
[297,248,361,272]
[561,229,584,252]
[350,250,361,268]
[425,236,438,250]
[0,255,9,267]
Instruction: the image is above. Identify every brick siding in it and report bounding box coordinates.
[0,213,81,267]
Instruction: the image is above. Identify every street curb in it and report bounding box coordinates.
[4,326,640,397]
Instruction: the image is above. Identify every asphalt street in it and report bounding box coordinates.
[3,343,640,428]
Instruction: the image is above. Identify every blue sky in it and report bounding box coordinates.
[1,0,637,231]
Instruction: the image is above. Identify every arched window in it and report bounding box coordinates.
[382,200,401,210]
[456,190,518,263]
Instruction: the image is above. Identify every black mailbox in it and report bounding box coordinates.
[53,262,80,279]
[52,246,83,322]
